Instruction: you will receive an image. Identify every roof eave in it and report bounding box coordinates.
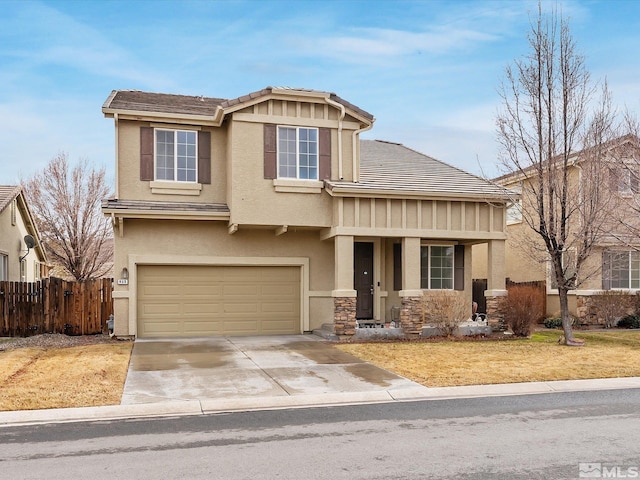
[102,207,231,221]
[15,191,48,263]
[324,184,511,202]
[102,106,225,126]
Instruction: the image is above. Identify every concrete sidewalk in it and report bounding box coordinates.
[2,376,640,428]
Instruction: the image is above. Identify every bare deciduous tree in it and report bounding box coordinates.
[496,4,618,346]
[22,153,113,281]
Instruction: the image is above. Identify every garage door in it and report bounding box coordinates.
[137,265,301,337]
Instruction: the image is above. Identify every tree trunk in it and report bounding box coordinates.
[558,287,585,346]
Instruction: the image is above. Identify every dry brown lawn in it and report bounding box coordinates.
[335,330,640,387]
[1,330,639,412]
[0,343,132,411]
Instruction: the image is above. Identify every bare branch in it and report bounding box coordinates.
[21,153,114,281]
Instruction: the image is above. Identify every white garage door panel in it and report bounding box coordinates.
[137,265,301,337]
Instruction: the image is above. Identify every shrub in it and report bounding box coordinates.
[617,314,640,329]
[590,291,636,328]
[504,285,545,337]
[422,290,469,337]
[544,317,563,329]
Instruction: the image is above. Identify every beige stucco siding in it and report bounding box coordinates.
[227,120,333,227]
[116,119,227,204]
[0,199,44,281]
[111,219,334,336]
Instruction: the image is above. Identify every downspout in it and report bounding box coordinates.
[352,123,373,183]
[325,97,345,180]
[114,113,119,199]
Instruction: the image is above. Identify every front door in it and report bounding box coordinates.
[354,242,374,319]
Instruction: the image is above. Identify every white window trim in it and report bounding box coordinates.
[420,244,455,290]
[0,252,8,281]
[154,128,198,183]
[150,180,202,196]
[277,125,319,181]
[272,178,323,194]
[605,249,640,290]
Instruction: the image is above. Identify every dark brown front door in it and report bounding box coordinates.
[354,242,374,319]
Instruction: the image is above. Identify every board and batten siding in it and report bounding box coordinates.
[331,197,505,239]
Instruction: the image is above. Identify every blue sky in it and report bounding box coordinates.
[1,0,639,186]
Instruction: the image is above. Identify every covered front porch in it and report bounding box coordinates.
[328,235,508,338]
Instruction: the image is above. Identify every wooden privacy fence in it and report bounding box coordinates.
[472,278,547,317]
[0,278,113,337]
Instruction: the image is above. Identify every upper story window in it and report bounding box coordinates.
[155,129,197,182]
[278,126,318,180]
[612,164,639,196]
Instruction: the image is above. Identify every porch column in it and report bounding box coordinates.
[399,237,423,336]
[332,235,357,337]
[485,239,508,330]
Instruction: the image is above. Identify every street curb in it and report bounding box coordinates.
[2,377,640,428]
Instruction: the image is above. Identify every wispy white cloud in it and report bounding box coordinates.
[291,26,499,66]
[0,1,172,91]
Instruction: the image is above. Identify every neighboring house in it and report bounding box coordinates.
[102,87,510,338]
[0,185,47,282]
[473,135,640,323]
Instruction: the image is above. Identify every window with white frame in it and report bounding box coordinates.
[0,254,7,281]
[604,250,640,289]
[155,129,197,182]
[20,259,26,282]
[506,198,522,224]
[420,245,454,289]
[278,126,318,180]
[34,261,41,281]
[506,186,522,224]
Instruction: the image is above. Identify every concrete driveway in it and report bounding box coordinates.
[121,335,428,405]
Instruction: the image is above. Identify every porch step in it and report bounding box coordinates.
[312,323,339,341]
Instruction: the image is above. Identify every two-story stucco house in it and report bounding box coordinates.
[0,185,47,282]
[473,135,640,323]
[102,87,510,338]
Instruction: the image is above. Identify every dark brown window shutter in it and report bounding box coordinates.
[140,127,154,181]
[198,130,211,184]
[393,243,402,291]
[454,245,465,291]
[319,127,331,180]
[264,124,277,179]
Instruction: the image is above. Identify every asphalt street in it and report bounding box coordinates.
[2,389,639,480]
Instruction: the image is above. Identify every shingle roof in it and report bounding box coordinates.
[103,87,374,122]
[0,185,22,213]
[326,140,509,200]
[103,90,226,116]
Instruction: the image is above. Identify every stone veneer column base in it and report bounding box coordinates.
[400,296,424,337]
[486,295,508,331]
[334,297,357,337]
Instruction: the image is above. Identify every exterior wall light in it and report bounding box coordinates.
[118,267,129,285]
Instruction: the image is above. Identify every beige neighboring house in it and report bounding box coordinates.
[0,185,47,282]
[473,135,640,322]
[102,87,511,338]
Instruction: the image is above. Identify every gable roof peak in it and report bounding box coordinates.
[0,185,22,213]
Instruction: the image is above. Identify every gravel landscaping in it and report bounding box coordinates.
[0,333,129,351]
